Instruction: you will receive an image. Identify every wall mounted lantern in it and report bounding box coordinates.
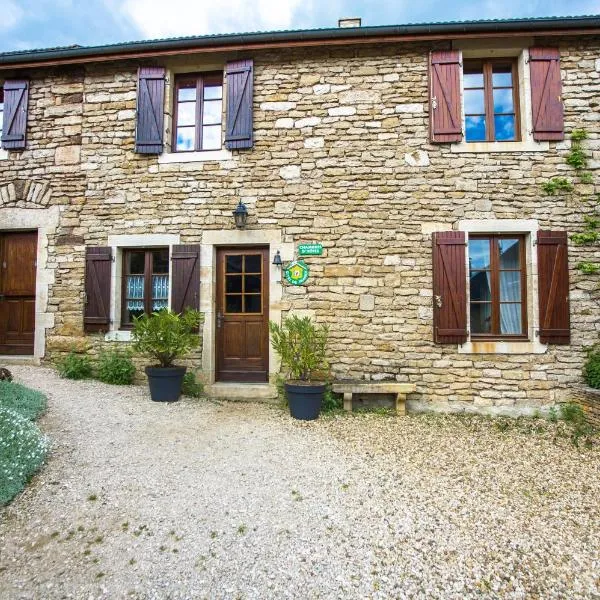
[232,200,248,229]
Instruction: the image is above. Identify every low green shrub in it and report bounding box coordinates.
[57,352,92,380]
[181,371,204,398]
[96,350,136,385]
[0,381,47,420]
[583,347,600,389]
[0,397,49,505]
[322,384,343,413]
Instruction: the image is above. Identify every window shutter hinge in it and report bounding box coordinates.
[111,256,116,262]
[535,329,540,337]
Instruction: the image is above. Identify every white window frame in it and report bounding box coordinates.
[451,43,549,153]
[458,219,547,354]
[104,234,180,341]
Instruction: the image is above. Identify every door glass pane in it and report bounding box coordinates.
[178,86,196,101]
[494,115,516,141]
[500,304,522,334]
[176,127,195,151]
[498,239,520,269]
[500,271,521,302]
[465,116,486,142]
[245,295,261,313]
[201,125,221,150]
[177,102,196,126]
[470,271,491,301]
[204,85,222,100]
[245,255,261,273]
[202,99,222,125]
[470,303,492,334]
[152,275,169,311]
[226,255,242,273]
[127,251,145,274]
[492,66,512,87]
[152,249,169,273]
[226,275,242,293]
[226,295,242,313]
[245,275,261,294]
[464,89,485,114]
[468,239,491,269]
[493,88,514,113]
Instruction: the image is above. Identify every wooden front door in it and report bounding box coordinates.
[0,231,37,355]
[216,247,269,382]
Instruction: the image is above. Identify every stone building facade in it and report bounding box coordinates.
[0,17,599,414]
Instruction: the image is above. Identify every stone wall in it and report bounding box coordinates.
[573,387,600,427]
[0,37,599,414]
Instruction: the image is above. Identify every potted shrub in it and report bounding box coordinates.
[132,309,202,402]
[269,315,328,420]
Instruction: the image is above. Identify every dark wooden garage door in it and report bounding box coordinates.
[216,247,269,382]
[0,231,37,355]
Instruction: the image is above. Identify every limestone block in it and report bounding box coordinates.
[474,199,492,211]
[295,117,321,128]
[299,74,320,86]
[313,84,331,95]
[304,137,324,149]
[421,222,453,235]
[54,145,81,165]
[339,90,380,104]
[324,265,362,277]
[455,178,477,192]
[404,150,430,167]
[117,109,135,121]
[383,73,400,82]
[260,102,296,111]
[275,118,294,128]
[395,103,424,113]
[275,200,294,214]
[359,294,375,311]
[383,255,401,266]
[47,336,92,353]
[279,165,301,180]
[328,106,356,117]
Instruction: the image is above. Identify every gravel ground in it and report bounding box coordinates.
[1,366,599,600]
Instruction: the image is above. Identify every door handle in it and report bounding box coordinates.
[217,311,223,328]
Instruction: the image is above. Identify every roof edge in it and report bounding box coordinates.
[1,15,599,69]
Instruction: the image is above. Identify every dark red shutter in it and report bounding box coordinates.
[135,66,165,154]
[171,245,200,314]
[2,80,29,150]
[429,51,462,143]
[529,47,564,141]
[84,247,112,333]
[433,231,468,343]
[225,59,253,150]
[537,230,570,344]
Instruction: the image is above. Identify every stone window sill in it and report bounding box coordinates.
[0,149,8,161]
[157,149,233,164]
[451,139,549,153]
[105,330,132,342]
[458,340,547,354]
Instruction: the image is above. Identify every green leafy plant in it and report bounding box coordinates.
[577,261,600,275]
[583,346,600,389]
[571,231,599,245]
[181,371,204,398]
[541,177,573,196]
[321,383,343,413]
[57,352,92,379]
[0,381,47,420]
[580,172,594,184]
[566,145,588,170]
[269,315,328,382]
[132,309,202,368]
[96,349,136,385]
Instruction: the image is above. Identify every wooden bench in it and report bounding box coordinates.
[331,381,416,415]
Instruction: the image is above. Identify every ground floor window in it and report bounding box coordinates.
[122,248,169,326]
[468,234,527,337]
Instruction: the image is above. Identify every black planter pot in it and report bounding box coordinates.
[145,366,187,402]
[285,381,326,420]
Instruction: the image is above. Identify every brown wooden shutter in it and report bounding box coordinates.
[529,47,564,141]
[432,231,468,344]
[537,230,570,344]
[2,80,29,150]
[171,244,200,314]
[135,66,165,154]
[429,51,462,143]
[225,59,253,150]
[84,247,112,333]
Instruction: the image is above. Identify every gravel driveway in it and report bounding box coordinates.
[1,366,599,599]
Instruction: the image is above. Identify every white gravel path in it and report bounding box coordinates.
[1,366,599,600]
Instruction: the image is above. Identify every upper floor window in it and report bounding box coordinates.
[468,235,527,337]
[464,59,520,143]
[122,248,169,326]
[173,73,223,152]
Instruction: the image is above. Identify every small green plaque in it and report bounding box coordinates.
[284,260,310,286]
[298,243,323,256]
